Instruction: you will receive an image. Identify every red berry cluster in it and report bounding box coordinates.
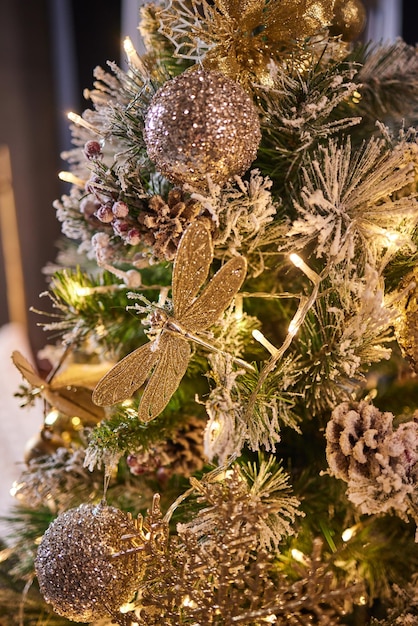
[82,142,141,246]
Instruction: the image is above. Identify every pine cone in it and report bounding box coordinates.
[394,268,418,374]
[327,402,418,522]
[388,417,418,484]
[325,400,394,482]
[127,415,205,480]
[164,414,206,476]
[139,189,201,260]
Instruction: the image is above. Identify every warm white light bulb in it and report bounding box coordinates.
[290,253,319,285]
[67,111,83,125]
[181,595,197,608]
[120,602,136,614]
[252,329,279,356]
[123,36,145,72]
[75,286,94,297]
[210,418,222,437]
[58,171,85,188]
[384,230,403,249]
[123,36,136,57]
[45,409,60,425]
[67,111,102,135]
[342,525,357,542]
[289,252,303,268]
[9,481,21,498]
[291,548,308,564]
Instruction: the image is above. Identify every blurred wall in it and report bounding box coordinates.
[0,1,62,355]
[0,0,121,358]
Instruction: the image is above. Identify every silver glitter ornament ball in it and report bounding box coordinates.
[144,68,261,187]
[35,503,142,622]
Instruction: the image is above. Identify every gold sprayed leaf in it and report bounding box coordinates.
[93,220,247,422]
[12,351,104,424]
[12,350,46,389]
[51,362,114,391]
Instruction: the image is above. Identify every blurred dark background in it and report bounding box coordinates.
[0,0,122,355]
[0,0,417,356]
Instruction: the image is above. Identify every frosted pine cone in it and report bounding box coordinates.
[325,400,394,482]
[326,401,418,531]
[387,419,418,484]
[139,189,202,260]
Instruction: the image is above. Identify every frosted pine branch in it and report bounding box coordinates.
[294,264,395,412]
[357,40,418,123]
[286,135,418,267]
[187,170,280,276]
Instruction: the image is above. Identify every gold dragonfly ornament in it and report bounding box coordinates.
[92,220,248,422]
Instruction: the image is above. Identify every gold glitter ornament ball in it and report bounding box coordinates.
[329,0,367,41]
[144,68,261,187]
[35,503,142,622]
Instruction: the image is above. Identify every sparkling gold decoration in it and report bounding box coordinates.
[35,503,143,622]
[394,269,418,373]
[329,0,366,41]
[304,0,337,31]
[93,220,247,421]
[143,68,261,187]
[157,0,337,87]
[23,407,92,463]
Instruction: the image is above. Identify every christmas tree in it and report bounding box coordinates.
[1,1,418,624]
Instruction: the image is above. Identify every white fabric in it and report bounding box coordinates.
[0,324,43,537]
[365,0,402,42]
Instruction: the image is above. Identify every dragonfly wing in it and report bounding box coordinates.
[173,220,213,318]
[138,333,191,422]
[181,255,247,331]
[92,342,158,406]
